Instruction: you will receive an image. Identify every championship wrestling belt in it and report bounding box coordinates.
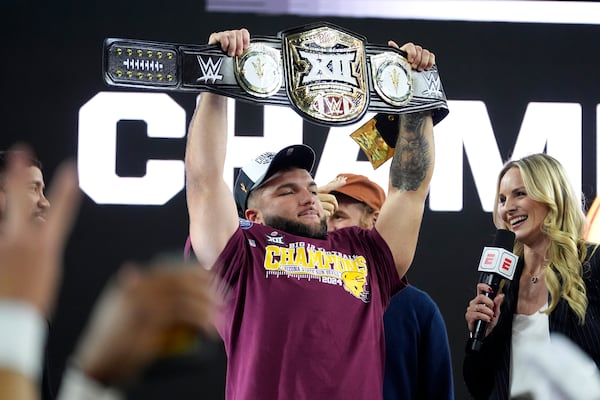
[103,22,449,168]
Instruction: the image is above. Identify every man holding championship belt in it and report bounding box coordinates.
[184,27,442,400]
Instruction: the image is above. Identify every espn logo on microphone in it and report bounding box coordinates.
[477,247,518,280]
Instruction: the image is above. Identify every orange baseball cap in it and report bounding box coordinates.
[332,173,386,211]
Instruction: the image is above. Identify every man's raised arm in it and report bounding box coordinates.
[375,41,436,278]
[185,29,250,267]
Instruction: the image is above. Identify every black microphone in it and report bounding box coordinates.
[467,229,518,352]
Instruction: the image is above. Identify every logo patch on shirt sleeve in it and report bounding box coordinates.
[239,218,253,229]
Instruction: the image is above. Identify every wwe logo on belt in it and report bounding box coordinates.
[196,56,224,84]
[423,68,444,98]
[282,24,369,125]
[316,95,353,117]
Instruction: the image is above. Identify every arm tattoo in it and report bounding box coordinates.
[390,112,431,191]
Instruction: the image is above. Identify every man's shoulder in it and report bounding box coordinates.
[390,285,438,308]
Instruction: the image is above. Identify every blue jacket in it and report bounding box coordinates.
[384,285,455,400]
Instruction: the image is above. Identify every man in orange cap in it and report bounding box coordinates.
[323,174,454,400]
[325,173,386,232]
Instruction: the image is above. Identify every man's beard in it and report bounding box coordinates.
[263,215,328,239]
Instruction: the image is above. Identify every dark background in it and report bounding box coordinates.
[2,2,599,399]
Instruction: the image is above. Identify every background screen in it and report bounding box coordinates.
[3,1,600,399]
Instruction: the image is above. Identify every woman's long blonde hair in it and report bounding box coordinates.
[493,153,589,323]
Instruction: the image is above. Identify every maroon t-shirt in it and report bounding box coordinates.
[213,220,404,400]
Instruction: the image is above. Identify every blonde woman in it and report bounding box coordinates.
[463,153,600,399]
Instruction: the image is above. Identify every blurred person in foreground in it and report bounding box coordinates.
[0,147,79,400]
[0,148,222,400]
[56,260,221,400]
[0,149,60,400]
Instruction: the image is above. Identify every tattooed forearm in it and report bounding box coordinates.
[390,112,432,191]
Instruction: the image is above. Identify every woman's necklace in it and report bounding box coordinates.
[528,266,547,284]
